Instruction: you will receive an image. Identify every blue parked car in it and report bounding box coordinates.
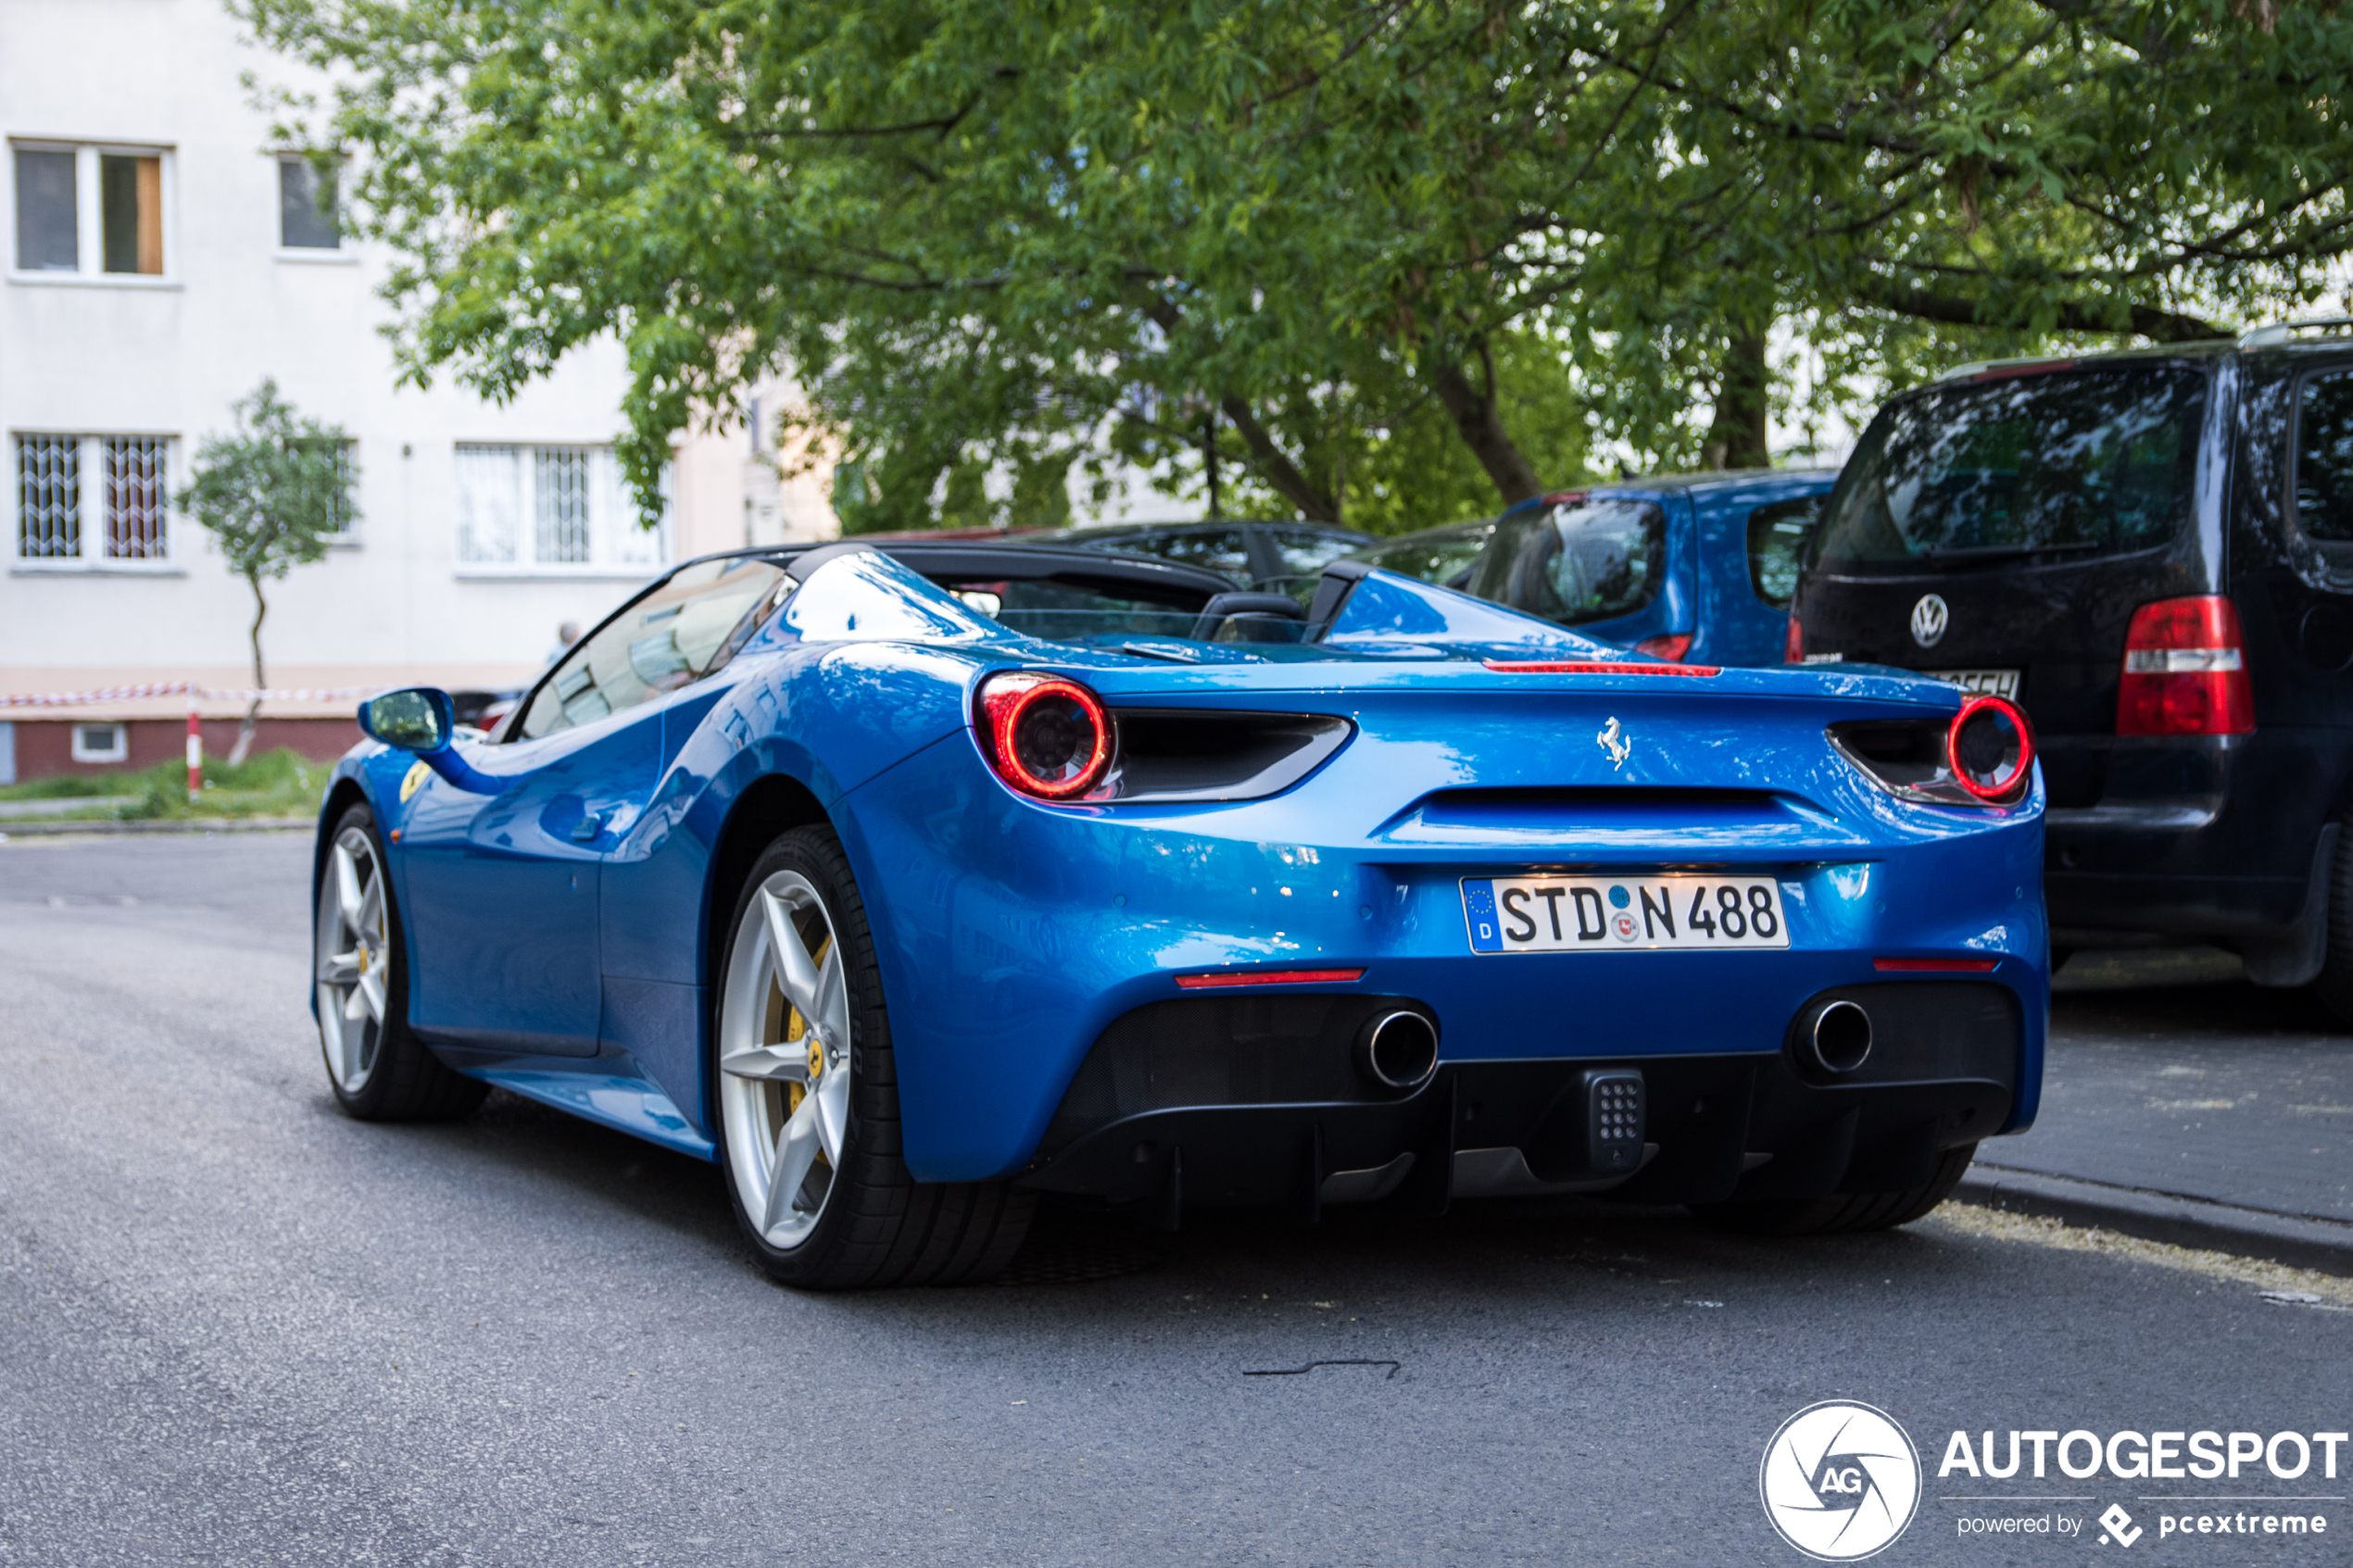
[1465,469,1840,666]
[314,538,2043,1289]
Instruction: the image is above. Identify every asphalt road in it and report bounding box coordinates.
[1995,950,2353,1225]
[3,833,2349,1566]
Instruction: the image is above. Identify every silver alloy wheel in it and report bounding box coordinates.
[718,868,853,1249]
[315,824,391,1092]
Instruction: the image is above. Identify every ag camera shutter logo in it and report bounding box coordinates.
[1760,1400,1922,1561]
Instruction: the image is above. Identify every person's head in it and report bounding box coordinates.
[557,620,582,647]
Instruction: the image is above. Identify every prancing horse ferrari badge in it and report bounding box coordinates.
[1596,716,1630,770]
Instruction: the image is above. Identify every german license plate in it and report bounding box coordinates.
[1462,875,1791,953]
[1925,667,2020,699]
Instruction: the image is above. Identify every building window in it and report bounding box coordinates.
[16,433,80,558]
[278,155,341,250]
[535,447,592,562]
[104,435,168,558]
[14,148,77,270]
[294,437,359,542]
[99,154,162,274]
[12,433,173,567]
[10,144,170,280]
[70,722,128,763]
[454,445,668,571]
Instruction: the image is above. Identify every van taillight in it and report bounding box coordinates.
[2116,596,2254,736]
[1784,613,1803,664]
[1633,633,1692,662]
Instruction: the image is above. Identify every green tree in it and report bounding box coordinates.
[175,381,356,762]
[236,1,2353,526]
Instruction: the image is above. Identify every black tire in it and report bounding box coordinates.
[713,825,1034,1289]
[313,802,489,1122]
[2308,829,2353,1027]
[1689,1142,1978,1236]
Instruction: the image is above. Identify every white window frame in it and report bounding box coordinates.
[451,443,671,578]
[9,431,182,574]
[70,721,128,763]
[7,140,179,288]
[273,150,357,266]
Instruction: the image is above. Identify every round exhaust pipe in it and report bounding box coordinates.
[1355,1010,1439,1090]
[1794,997,1873,1075]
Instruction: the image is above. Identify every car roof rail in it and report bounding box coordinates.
[2237,318,2353,348]
[1933,355,2082,383]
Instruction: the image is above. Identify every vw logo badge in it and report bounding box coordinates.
[1759,1401,1921,1561]
[1909,593,1949,648]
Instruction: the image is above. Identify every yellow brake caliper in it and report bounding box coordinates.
[780,935,833,1117]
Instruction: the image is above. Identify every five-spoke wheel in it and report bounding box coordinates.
[316,821,392,1093]
[311,803,486,1122]
[715,826,1034,1288]
[718,867,854,1249]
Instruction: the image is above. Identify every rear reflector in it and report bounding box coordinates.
[1176,967,1366,989]
[1873,958,2000,972]
[1483,660,1720,677]
[1784,613,1803,664]
[1632,633,1693,661]
[2116,595,2254,736]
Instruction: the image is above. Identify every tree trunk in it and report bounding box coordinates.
[1218,395,1339,521]
[1702,332,1771,470]
[231,574,267,766]
[1202,413,1221,518]
[1427,348,1544,507]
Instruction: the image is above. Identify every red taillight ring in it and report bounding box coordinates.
[977,672,1114,800]
[1946,694,2034,802]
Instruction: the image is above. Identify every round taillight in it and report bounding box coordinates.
[976,671,1114,800]
[1946,695,2033,802]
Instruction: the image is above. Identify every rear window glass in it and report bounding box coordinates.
[1356,525,1492,586]
[1463,498,1665,626]
[1111,528,1252,581]
[2296,370,2353,544]
[1814,367,2207,572]
[1745,495,1823,609]
[1267,528,1364,576]
[943,577,1203,642]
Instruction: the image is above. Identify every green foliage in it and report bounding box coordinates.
[115,746,323,822]
[175,380,355,583]
[234,0,2353,530]
[0,748,323,821]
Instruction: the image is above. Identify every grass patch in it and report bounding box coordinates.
[2,747,326,821]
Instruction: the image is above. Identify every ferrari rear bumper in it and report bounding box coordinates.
[1015,981,2020,1219]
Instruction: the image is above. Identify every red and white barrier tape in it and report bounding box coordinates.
[1,681,378,709]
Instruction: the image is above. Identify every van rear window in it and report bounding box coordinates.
[1813,367,2207,571]
[1464,497,1666,625]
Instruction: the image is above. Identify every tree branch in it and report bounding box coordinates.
[1219,395,1339,521]
[1857,281,2229,342]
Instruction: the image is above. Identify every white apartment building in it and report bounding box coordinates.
[0,0,839,782]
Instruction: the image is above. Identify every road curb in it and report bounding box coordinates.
[1956,1164,2353,1277]
[0,816,310,838]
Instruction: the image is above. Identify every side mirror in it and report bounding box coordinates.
[359,687,455,753]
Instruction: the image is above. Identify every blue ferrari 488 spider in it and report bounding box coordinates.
[314,540,2045,1288]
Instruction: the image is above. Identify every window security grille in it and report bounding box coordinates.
[17,434,80,558]
[535,448,592,563]
[454,444,667,570]
[104,435,167,558]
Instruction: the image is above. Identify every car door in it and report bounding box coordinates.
[396,558,789,1058]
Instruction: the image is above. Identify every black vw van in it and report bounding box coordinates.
[1790,322,2353,1016]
